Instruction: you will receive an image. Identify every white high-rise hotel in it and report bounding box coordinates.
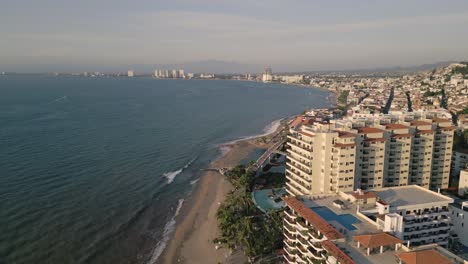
[286,112,455,196]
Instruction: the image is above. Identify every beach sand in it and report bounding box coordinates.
[160,133,280,264]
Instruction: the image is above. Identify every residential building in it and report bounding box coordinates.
[262,67,273,83]
[449,198,468,248]
[282,185,454,264]
[458,169,468,197]
[127,70,134,77]
[285,115,455,195]
[452,150,468,181]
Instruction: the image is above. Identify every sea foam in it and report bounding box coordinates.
[163,158,195,184]
[147,198,184,264]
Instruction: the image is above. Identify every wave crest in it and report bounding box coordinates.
[163,158,195,184]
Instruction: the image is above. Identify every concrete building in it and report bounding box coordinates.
[285,115,455,195]
[127,70,134,77]
[458,169,468,197]
[368,186,453,248]
[452,151,468,181]
[262,67,273,83]
[282,186,454,264]
[286,122,356,196]
[450,198,468,248]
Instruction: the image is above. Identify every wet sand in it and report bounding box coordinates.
[160,135,278,264]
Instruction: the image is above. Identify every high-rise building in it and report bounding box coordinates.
[178,69,185,79]
[262,67,273,83]
[127,70,134,77]
[282,185,454,264]
[285,114,455,196]
[172,69,178,78]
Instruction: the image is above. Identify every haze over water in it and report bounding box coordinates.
[0,77,331,264]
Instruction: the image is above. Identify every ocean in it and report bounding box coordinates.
[0,76,331,264]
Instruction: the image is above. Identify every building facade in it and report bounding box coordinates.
[285,115,455,196]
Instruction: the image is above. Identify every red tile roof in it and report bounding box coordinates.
[282,196,343,240]
[357,127,384,134]
[337,131,356,138]
[431,117,451,124]
[440,126,456,131]
[322,241,355,264]
[396,249,453,264]
[417,129,435,134]
[385,124,408,129]
[290,116,304,128]
[353,232,402,248]
[410,120,431,126]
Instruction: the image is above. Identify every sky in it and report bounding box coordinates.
[1,0,468,73]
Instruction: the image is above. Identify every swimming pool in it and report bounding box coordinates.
[252,188,286,213]
[311,206,360,231]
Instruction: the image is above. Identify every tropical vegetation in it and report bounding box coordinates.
[215,164,284,262]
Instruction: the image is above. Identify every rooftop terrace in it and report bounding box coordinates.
[373,185,453,208]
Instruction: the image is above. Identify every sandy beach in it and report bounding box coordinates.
[160,129,282,264]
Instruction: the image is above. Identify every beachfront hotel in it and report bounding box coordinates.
[285,112,455,196]
[282,185,459,264]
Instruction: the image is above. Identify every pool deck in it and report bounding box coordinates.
[301,195,379,237]
[252,188,286,213]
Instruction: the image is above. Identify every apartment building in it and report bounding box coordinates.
[404,120,434,188]
[286,122,356,196]
[452,150,468,180]
[449,198,468,248]
[369,186,453,247]
[431,118,455,189]
[382,124,412,187]
[354,127,386,190]
[286,115,455,195]
[282,185,454,264]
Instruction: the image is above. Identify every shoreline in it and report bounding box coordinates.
[158,121,286,264]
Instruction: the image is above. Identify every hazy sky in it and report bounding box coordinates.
[1,0,468,72]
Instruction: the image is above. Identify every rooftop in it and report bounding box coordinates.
[357,127,384,134]
[410,120,431,126]
[396,249,453,264]
[282,196,343,240]
[353,232,402,248]
[431,117,452,124]
[373,185,453,208]
[385,123,408,129]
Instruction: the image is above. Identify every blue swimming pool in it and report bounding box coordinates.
[252,188,286,213]
[311,206,360,230]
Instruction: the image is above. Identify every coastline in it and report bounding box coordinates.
[158,121,285,264]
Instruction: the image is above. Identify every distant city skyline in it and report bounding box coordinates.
[1,0,468,72]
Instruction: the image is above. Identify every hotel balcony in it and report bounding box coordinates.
[287,148,312,161]
[283,254,296,264]
[288,136,313,150]
[297,236,310,249]
[286,168,310,183]
[297,229,310,240]
[308,240,324,252]
[287,153,312,167]
[287,162,311,176]
[286,182,306,196]
[284,210,297,220]
[286,173,311,191]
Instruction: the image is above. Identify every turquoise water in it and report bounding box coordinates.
[0,76,330,264]
[311,206,360,231]
[252,188,287,213]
